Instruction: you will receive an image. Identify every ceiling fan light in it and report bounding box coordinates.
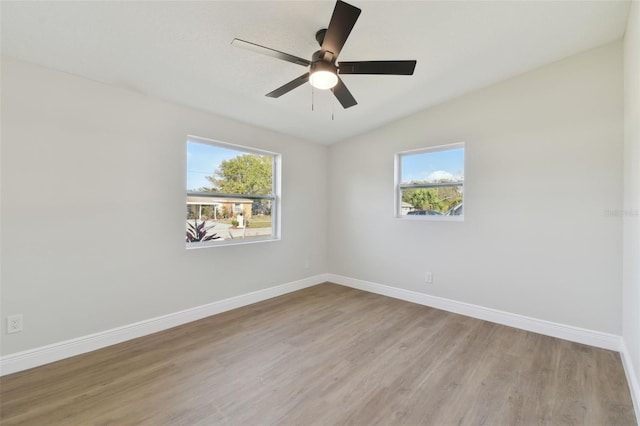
[310,70,338,90]
[309,58,338,90]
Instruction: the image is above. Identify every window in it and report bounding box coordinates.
[395,143,464,220]
[186,136,280,247]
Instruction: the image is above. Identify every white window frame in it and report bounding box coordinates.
[395,142,465,221]
[186,135,281,248]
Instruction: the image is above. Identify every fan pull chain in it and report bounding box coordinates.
[311,86,314,111]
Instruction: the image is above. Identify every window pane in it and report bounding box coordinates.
[400,187,463,216]
[186,139,278,246]
[400,147,464,185]
[398,144,464,218]
[187,141,272,195]
[186,199,273,243]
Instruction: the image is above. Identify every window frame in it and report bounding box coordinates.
[395,142,465,221]
[186,135,281,249]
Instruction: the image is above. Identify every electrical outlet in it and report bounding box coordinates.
[425,272,433,284]
[7,314,23,333]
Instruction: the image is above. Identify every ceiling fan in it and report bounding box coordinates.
[231,0,417,109]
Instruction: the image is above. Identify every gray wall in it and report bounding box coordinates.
[0,57,328,355]
[328,42,624,334]
[623,0,640,401]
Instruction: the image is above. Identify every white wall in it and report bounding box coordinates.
[623,0,640,407]
[328,42,623,334]
[0,57,328,355]
[0,38,629,366]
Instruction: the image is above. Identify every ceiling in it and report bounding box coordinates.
[1,1,631,144]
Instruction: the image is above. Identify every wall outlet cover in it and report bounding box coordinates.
[7,315,23,333]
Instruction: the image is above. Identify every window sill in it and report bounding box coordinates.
[186,235,281,249]
[396,215,464,222]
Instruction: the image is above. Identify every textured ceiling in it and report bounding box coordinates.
[1,1,631,144]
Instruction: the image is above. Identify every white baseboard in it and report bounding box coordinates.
[327,274,622,351]
[0,274,329,376]
[0,272,627,377]
[620,340,640,420]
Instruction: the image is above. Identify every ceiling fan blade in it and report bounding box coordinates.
[332,76,357,109]
[266,73,310,98]
[339,60,417,75]
[321,0,361,59]
[232,38,311,67]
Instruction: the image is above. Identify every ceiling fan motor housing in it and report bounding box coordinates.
[312,49,337,66]
[310,59,337,75]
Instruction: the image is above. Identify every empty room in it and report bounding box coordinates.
[1,0,639,424]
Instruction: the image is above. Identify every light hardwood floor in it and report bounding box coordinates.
[0,283,636,425]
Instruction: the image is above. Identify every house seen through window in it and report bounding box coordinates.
[396,143,464,219]
[186,137,280,247]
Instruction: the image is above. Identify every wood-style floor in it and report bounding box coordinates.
[0,283,636,425]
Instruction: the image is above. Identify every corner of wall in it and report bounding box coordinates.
[623,0,640,419]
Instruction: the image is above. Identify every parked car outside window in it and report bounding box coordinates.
[447,203,463,216]
[407,210,444,216]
